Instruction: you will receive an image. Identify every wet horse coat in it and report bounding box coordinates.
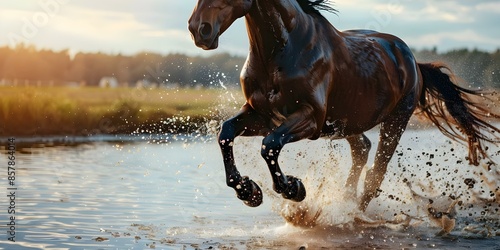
[188,0,500,211]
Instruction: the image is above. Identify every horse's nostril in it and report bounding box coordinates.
[199,23,213,38]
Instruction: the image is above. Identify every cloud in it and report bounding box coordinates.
[407,29,499,51]
[53,6,149,39]
[476,2,500,14]
[394,1,474,23]
[0,0,498,55]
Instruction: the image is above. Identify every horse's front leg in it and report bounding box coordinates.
[260,104,320,202]
[218,103,269,207]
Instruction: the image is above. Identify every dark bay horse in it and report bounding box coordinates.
[188,0,500,211]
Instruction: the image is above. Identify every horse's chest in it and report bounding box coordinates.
[242,75,291,125]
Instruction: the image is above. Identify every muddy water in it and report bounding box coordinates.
[0,128,499,249]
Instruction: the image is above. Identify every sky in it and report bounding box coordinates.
[0,0,499,57]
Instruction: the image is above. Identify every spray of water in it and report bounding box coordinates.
[232,128,500,238]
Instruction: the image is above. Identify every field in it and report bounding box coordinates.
[1,86,498,137]
[0,86,243,136]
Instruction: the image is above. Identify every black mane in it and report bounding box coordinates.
[296,0,337,15]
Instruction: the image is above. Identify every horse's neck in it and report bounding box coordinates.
[245,0,305,59]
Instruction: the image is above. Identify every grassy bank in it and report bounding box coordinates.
[0,86,243,136]
[1,86,498,137]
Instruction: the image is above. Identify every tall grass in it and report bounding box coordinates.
[2,86,497,137]
[0,86,242,136]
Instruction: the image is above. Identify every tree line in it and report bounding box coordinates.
[0,44,243,88]
[414,47,500,89]
[0,44,499,89]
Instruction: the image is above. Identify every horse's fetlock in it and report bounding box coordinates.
[226,174,242,188]
[273,181,286,194]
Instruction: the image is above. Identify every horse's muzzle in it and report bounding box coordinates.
[189,22,219,50]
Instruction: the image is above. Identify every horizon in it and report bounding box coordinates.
[1,1,499,57]
[2,43,499,59]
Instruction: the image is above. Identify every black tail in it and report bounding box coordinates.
[417,62,500,165]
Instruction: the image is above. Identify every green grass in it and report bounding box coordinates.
[4,86,496,137]
[0,86,243,136]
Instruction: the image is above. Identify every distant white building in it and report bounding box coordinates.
[99,77,119,88]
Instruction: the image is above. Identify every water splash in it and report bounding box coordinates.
[231,128,500,239]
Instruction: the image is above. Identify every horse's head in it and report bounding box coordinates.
[188,0,253,50]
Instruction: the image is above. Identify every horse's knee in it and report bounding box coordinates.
[218,120,235,146]
[260,135,282,160]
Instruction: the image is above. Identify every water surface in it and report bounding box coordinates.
[0,129,499,249]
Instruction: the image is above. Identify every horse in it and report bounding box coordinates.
[188,0,500,211]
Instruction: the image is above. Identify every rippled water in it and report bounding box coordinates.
[0,128,499,249]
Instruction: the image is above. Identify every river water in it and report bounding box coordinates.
[0,128,499,249]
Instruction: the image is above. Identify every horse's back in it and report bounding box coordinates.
[341,29,415,66]
[323,29,422,136]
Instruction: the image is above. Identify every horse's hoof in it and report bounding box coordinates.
[237,177,263,207]
[282,175,306,202]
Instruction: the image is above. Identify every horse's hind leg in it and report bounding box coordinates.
[219,103,269,207]
[345,134,371,198]
[359,100,415,211]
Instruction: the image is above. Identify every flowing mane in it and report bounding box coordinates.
[296,0,337,15]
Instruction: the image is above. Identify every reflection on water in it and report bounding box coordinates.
[0,129,499,249]
[0,137,279,249]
